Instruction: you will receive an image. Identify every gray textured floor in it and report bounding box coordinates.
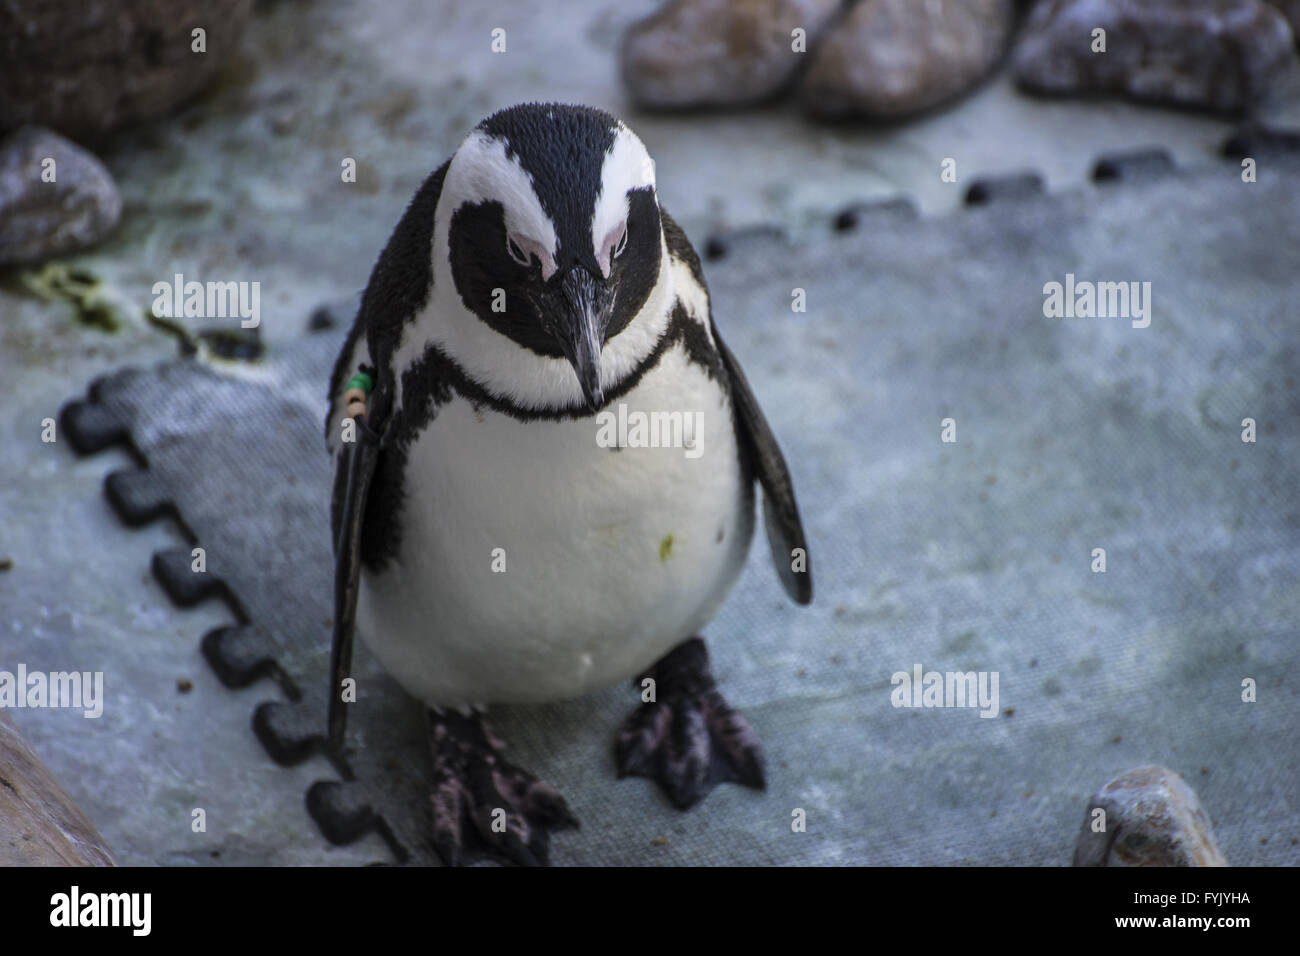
[38,157,1300,866]
[2,0,1297,865]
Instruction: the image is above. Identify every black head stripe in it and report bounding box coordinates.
[448,199,564,359]
[604,187,660,341]
[478,103,619,272]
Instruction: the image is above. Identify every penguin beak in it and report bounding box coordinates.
[552,267,608,410]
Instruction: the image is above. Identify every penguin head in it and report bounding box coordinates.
[437,104,663,410]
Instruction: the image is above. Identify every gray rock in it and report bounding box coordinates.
[1014,0,1297,115]
[621,0,844,108]
[1073,766,1229,866]
[1266,0,1300,45]
[800,0,1015,118]
[0,126,123,267]
[0,0,253,139]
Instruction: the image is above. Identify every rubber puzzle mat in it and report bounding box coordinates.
[59,131,1300,865]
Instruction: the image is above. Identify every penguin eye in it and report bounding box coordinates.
[507,235,532,267]
[612,224,628,259]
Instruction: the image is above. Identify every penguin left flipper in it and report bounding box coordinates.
[713,329,814,606]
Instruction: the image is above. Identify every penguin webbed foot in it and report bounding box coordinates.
[427,708,578,866]
[614,637,765,810]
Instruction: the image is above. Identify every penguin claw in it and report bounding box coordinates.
[614,637,766,810]
[427,708,578,867]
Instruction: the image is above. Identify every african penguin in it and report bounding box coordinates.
[326,103,812,866]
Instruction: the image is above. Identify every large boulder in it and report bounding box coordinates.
[0,0,253,139]
[800,0,1015,119]
[622,0,844,108]
[1014,0,1297,115]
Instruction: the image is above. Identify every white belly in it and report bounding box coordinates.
[355,343,754,707]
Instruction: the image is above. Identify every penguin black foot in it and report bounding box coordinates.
[427,708,578,867]
[614,636,765,809]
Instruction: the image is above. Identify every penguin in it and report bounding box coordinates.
[325,103,812,866]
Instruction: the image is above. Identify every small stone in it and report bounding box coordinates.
[0,126,122,267]
[621,0,843,109]
[702,224,786,261]
[1223,121,1300,159]
[1014,0,1297,115]
[0,557,12,572]
[1265,1,1300,46]
[177,679,194,693]
[965,171,1045,206]
[269,110,299,137]
[308,307,336,332]
[1073,765,1228,866]
[800,0,1015,118]
[832,196,917,232]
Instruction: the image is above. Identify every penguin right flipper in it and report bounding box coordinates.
[327,414,380,750]
[325,161,452,748]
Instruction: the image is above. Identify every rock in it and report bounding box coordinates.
[0,0,253,139]
[0,711,116,866]
[0,127,123,266]
[1265,1,1300,45]
[1073,766,1229,866]
[1014,0,1297,115]
[800,0,1015,118]
[621,0,844,108]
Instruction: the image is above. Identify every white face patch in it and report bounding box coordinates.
[404,115,675,414]
[435,129,558,278]
[591,125,656,278]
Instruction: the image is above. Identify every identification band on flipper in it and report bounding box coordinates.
[341,365,383,445]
